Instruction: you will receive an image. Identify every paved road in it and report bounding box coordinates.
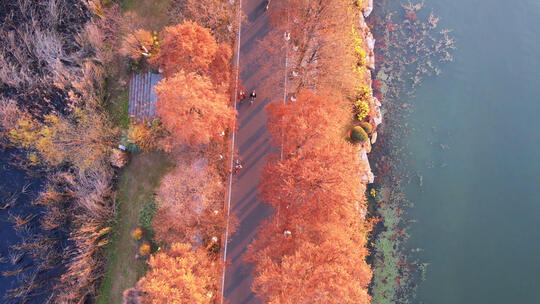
[223,0,279,303]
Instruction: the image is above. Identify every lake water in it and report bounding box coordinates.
[0,149,45,302]
[403,0,540,303]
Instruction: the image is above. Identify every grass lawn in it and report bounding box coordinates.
[121,0,174,31]
[97,152,173,304]
[107,87,130,128]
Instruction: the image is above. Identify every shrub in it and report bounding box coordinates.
[350,126,369,143]
[355,100,370,121]
[131,228,143,240]
[122,287,143,304]
[359,121,373,134]
[356,86,372,100]
[139,199,157,233]
[120,29,155,60]
[352,26,366,66]
[110,148,128,168]
[127,123,156,151]
[139,243,151,256]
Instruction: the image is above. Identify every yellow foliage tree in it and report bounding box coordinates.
[120,29,155,59]
[9,107,118,172]
[127,120,166,151]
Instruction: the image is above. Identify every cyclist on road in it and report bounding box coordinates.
[250,90,257,105]
[239,88,246,103]
[234,159,243,174]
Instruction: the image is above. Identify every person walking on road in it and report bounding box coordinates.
[250,90,257,105]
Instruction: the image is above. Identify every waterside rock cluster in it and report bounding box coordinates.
[358,1,381,185]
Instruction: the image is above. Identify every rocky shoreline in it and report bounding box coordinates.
[358,0,383,187]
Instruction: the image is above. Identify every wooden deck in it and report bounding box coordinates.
[128,71,162,123]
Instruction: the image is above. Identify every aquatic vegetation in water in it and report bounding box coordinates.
[373,1,456,99]
[367,0,455,303]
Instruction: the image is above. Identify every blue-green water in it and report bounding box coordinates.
[404,1,540,303]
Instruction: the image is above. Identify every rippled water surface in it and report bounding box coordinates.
[404,0,540,303]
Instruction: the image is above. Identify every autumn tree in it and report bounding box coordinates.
[154,70,236,146]
[265,89,350,156]
[0,98,25,146]
[259,137,366,224]
[9,107,118,173]
[173,0,237,43]
[254,0,360,96]
[150,20,232,87]
[153,159,224,245]
[249,235,372,304]
[247,201,372,304]
[120,29,155,59]
[139,243,220,304]
[248,136,372,303]
[126,119,167,152]
[208,43,233,91]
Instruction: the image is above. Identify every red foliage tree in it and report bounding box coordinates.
[154,70,236,146]
[208,43,233,91]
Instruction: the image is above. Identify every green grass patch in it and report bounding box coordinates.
[139,198,158,240]
[107,88,130,128]
[97,152,173,304]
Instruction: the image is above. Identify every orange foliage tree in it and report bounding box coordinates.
[154,70,236,146]
[247,135,372,303]
[247,220,372,304]
[139,243,220,304]
[151,21,216,77]
[259,137,365,223]
[248,92,372,303]
[153,159,224,245]
[150,20,232,88]
[265,89,350,156]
